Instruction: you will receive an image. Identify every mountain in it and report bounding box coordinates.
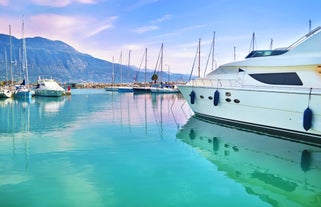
[0,34,189,83]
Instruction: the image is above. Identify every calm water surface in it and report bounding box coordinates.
[0,89,320,207]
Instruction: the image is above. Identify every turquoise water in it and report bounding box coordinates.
[0,89,320,207]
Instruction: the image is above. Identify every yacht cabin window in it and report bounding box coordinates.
[249,72,303,85]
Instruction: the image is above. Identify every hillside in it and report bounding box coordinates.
[0,34,189,83]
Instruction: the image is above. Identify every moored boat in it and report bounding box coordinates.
[14,80,33,100]
[0,87,13,98]
[15,18,34,100]
[150,83,179,93]
[34,77,65,97]
[178,26,321,140]
[118,86,133,93]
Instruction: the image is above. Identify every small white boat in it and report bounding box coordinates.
[178,26,321,140]
[0,87,13,98]
[34,77,65,97]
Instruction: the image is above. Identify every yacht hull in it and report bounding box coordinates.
[178,85,321,140]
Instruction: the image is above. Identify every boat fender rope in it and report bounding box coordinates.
[213,90,219,106]
[189,90,196,104]
[303,107,312,131]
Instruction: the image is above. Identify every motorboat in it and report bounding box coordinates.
[178,26,321,140]
[0,87,13,98]
[34,77,65,97]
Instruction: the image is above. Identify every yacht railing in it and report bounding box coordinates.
[287,26,321,50]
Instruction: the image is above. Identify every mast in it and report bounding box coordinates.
[112,56,114,86]
[198,38,201,78]
[249,32,256,53]
[160,43,163,82]
[234,46,236,61]
[212,31,215,71]
[119,51,122,83]
[9,25,13,85]
[5,49,8,84]
[145,48,147,86]
[269,38,273,50]
[127,50,131,83]
[22,16,29,88]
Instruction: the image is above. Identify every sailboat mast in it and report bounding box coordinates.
[145,48,147,85]
[9,25,13,85]
[127,50,131,83]
[198,38,201,78]
[112,56,114,86]
[5,49,8,84]
[212,31,215,71]
[160,43,163,83]
[22,16,29,87]
[119,51,122,83]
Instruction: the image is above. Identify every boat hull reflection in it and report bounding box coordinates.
[177,116,321,207]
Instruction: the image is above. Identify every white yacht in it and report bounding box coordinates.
[178,26,321,140]
[34,77,65,97]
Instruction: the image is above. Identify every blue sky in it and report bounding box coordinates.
[0,0,320,75]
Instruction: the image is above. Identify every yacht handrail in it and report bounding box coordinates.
[287,26,321,50]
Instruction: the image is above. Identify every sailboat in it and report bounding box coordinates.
[14,17,34,100]
[150,43,179,93]
[105,56,118,92]
[0,49,13,98]
[118,50,134,92]
[133,48,151,93]
[0,25,14,98]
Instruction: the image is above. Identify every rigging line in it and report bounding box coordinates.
[204,37,213,76]
[135,49,146,82]
[153,43,163,75]
[188,43,200,81]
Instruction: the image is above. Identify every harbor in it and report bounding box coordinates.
[0,89,320,207]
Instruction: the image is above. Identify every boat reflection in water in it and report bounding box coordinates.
[0,96,67,134]
[177,116,321,207]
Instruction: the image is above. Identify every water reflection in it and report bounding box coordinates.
[0,91,189,135]
[177,116,321,207]
[0,97,67,134]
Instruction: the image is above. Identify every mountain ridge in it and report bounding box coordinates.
[0,34,189,83]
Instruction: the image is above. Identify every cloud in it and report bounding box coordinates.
[151,14,172,24]
[31,0,98,7]
[84,16,118,37]
[0,0,8,6]
[126,0,160,11]
[27,14,116,40]
[133,25,159,34]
